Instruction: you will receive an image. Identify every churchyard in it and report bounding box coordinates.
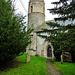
[0,53,75,75]
[0,0,75,75]
[0,53,47,75]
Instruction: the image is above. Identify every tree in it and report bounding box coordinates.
[0,0,32,63]
[38,0,75,62]
[48,0,75,21]
[38,22,67,61]
[48,0,75,63]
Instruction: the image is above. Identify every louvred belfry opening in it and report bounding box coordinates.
[31,6,33,13]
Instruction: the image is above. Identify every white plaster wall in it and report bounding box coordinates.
[26,33,54,58]
[36,36,45,55]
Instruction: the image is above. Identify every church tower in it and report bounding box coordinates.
[27,0,54,58]
[28,0,45,29]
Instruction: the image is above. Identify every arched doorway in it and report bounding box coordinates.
[47,46,52,57]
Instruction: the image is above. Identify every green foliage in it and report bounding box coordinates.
[54,62,75,75]
[0,53,47,75]
[39,21,75,62]
[48,0,75,21]
[48,0,75,62]
[54,49,62,61]
[0,0,32,63]
[38,0,75,62]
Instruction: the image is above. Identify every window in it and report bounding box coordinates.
[31,6,33,13]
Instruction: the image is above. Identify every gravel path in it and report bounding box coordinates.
[46,59,63,75]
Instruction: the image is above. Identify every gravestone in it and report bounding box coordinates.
[61,55,63,64]
[63,52,71,61]
[26,54,30,63]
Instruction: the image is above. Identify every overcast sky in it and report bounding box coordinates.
[14,0,58,21]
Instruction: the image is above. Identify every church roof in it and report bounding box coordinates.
[35,20,52,32]
[35,19,75,33]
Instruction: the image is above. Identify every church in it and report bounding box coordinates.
[26,0,54,58]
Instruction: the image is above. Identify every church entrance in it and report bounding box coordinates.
[47,46,52,57]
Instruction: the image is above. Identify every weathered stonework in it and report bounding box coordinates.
[28,0,45,29]
[28,13,45,28]
[26,54,30,63]
[26,0,54,58]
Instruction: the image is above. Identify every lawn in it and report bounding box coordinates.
[54,62,75,75]
[0,53,47,75]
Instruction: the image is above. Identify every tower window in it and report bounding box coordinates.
[31,6,33,13]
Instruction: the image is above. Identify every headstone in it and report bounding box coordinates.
[61,55,63,64]
[26,54,30,63]
[63,52,71,61]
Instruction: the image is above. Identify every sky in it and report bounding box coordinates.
[14,0,58,21]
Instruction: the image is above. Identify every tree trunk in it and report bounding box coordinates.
[71,50,75,63]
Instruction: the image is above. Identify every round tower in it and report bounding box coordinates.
[28,0,45,29]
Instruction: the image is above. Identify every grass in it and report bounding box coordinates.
[54,62,75,75]
[0,53,47,75]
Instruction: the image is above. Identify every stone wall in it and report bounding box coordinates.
[27,0,54,58]
[28,1,45,14]
[28,13,45,28]
[28,0,45,29]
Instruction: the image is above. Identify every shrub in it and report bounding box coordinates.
[0,0,32,63]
